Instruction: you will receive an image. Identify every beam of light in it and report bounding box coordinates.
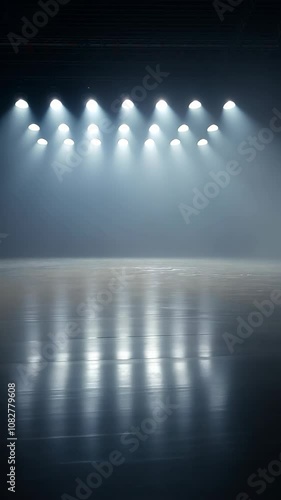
[145,139,155,147]
[118,138,128,147]
[223,100,236,110]
[86,99,98,111]
[207,124,219,132]
[189,100,202,109]
[197,139,208,147]
[64,138,74,146]
[118,124,130,133]
[37,138,48,145]
[87,124,99,134]
[170,139,181,146]
[28,124,40,131]
[58,123,70,132]
[15,99,29,109]
[156,99,168,111]
[149,124,160,133]
[178,124,189,133]
[122,99,134,109]
[50,99,62,110]
[91,138,101,146]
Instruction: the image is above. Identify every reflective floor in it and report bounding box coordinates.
[1,258,281,499]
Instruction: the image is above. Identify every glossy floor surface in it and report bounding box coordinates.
[1,258,281,500]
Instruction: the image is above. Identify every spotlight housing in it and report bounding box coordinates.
[58,123,69,132]
[156,100,168,110]
[118,139,128,147]
[189,100,202,109]
[37,138,48,145]
[28,124,40,131]
[149,124,160,133]
[122,99,134,109]
[88,124,99,134]
[178,124,189,133]
[64,139,74,146]
[223,101,236,110]
[197,139,208,147]
[118,124,130,133]
[170,139,181,146]
[50,99,62,110]
[91,138,101,146]
[207,124,219,132]
[15,99,29,109]
[86,99,98,111]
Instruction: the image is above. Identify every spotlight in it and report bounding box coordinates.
[50,99,62,110]
[189,100,202,109]
[122,99,134,109]
[145,139,155,147]
[156,100,167,110]
[197,139,208,147]
[223,101,236,110]
[15,99,29,109]
[207,124,219,132]
[64,139,74,146]
[88,124,99,133]
[149,124,160,133]
[28,124,40,131]
[58,123,69,132]
[118,124,130,133]
[37,138,48,145]
[91,138,101,146]
[86,99,98,111]
[170,139,181,146]
[178,124,189,133]
[118,139,128,147]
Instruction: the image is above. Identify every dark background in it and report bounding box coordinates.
[1,0,281,258]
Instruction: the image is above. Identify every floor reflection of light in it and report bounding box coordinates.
[84,361,101,389]
[117,363,132,387]
[144,336,160,359]
[117,350,131,360]
[173,360,189,387]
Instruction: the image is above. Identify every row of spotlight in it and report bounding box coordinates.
[28,121,218,147]
[15,98,236,111]
[35,137,210,147]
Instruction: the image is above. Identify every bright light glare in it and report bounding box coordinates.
[86,99,98,111]
[207,124,219,132]
[15,99,29,109]
[58,123,69,132]
[28,124,40,131]
[145,139,155,147]
[197,139,208,147]
[223,100,236,110]
[156,99,167,110]
[189,100,202,109]
[122,99,134,109]
[118,124,130,133]
[37,138,48,145]
[88,124,99,133]
[178,124,189,133]
[50,99,62,110]
[118,139,128,147]
[64,139,74,146]
[170,139,181,146]
[91,138,101,146]
[149,124,160,133]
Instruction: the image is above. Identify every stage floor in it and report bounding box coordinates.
[1,258,281,499]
